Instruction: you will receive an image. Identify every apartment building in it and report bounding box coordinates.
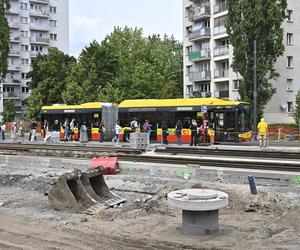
[0,0,69,119]
[183,0,300,124]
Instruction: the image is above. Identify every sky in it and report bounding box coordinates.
[69,0,183,57]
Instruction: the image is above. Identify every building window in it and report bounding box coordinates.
[49,6,57,13]
[287,33,293,45]
[20,2,28,10]
[20,17,28,24]
[233,80,239,90]
[186,46,192,55]
[186,85,193,95]
[22,87,29,93]
[21,73,27,79]
[50,20,57,27]
[21,58,29,65]
[20,30,28,38]
[287,79,293,92]
[287,10,293,22]
[287,102,293,113]
[287,56,293,68]
[186,65,192,75]
[21,45,29,51]
[50,33,57,41]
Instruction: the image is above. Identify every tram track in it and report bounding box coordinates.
[0,143,300,172]
[155,146,300,160]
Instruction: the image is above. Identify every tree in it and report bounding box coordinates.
[0,99,15,122]
[0,0,10,78]
[26,47,76,116]
[226,0,287,119]
[293,90,300,125]
[25,89,43,120]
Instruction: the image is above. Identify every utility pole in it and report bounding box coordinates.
[253,39,257,138]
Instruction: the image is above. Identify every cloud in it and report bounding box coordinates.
[70,16,104,57]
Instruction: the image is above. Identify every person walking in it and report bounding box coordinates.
[99,121,105,143]
[162,121,168,145]
[11,122,17,141]
[175,120,182,145]
[69,118,75,141]
[63,118,70,142]
[19,121,24,139]
[42,120,48,139]
[1,122,6,141]
[143,120,152,145]
[29,119,37,142]
[190,119,198,146]
[257,118,268,148]
[112,121,121,144]
[80,122,88,143]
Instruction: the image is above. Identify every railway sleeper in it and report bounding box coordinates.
[47,167,125,214]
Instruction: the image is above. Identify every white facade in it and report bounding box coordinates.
[183,0,300,124]
[0,0,69,119]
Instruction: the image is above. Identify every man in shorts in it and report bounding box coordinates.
[257,118,268,148]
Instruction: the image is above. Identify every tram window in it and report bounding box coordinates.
[239,110,246,131]
[225,111,235,130]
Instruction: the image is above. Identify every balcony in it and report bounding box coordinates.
[7,65,21,71]
[3,92,20,99]
[189,70,211,82]
[30,37,50,44]
[29,9,50,18]
[29,0,49,4]
[214,1,228,14]
[214,26,227,35]
[215,90,229,98]
[188,27,211,42]
[214,45,229,57]
[3,77,21,85]
[8,22,20,29]
[214,69,229,79]
[193,91,211,98]
[30,23,49,31]
[5,9,19,15]
[10,36,21,43]
[9,50,20,57]
[188,50,210,62]
[191,5,210,22]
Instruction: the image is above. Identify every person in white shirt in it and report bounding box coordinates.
[112,121,121,143]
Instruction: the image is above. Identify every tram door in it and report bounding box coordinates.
[214,110,237,142]
[214,111,226,142]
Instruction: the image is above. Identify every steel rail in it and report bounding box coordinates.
[155,147,300,160]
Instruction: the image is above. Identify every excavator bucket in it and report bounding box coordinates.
[48,168,125,214]
[80,167,125,207]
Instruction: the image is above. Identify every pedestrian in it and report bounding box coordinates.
[19,121,24,138]
[257,118,268,148]
[29,118,37,142]
[143,120,152,144]
[130,118,139,132]
[63,118,70,142]
[1,122,6,140]
[80,122,88,143]
[42,120,48,139]
[190,119,198,146]
[11,122,17,141]
[175,120,182,145]
[69,118,75,141]
[99,121,105,143]
[112,121,121,144]
[162,121,168,145]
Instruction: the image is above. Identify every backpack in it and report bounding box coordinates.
[143,124,148,132]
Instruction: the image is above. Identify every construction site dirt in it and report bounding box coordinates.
[0,156,300,250]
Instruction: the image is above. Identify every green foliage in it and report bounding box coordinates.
[0,0,10,78]
[226,0,287,119]
[1,99,15,122]
[26,47,76,117]
[293,90,300,125]
[25,89,43,120]
[28,27,183,114]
